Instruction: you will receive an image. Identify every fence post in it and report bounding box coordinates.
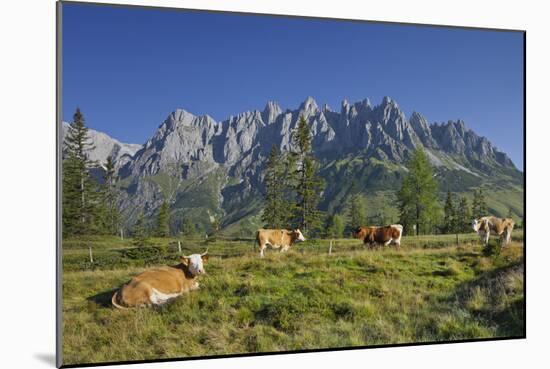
[120,228,124,240]
[456,233,459,247]
[328,240,333,255]
[178,241,182,254]
[89,245,94,263]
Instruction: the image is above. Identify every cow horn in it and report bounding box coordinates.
[201,248,209,256]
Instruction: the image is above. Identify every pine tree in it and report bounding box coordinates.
[347,182,367,231]
[155,201,170,237]
[443,191,456,234]
[456,196,471,233]
[396,148,439,235]
[133,212,150,247]
[262,145,289,228]
[62,108,99,236]
[181,217,196,237]
[291,115,324,234]
[101,156,121,235]
[471,188,488,219]
[325,213,345,239]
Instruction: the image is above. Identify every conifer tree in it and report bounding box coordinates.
[396,148,439,235]
[155,201,170,237]
[471,188,488,219]
[101,156,121,235]
[62,108,99,236]
[456,196,471,233]
[347,182,367,231]
[291,115,324,234]
[262,145,288,228]
[325,213,345,239]
[443,190,457,234]
[133,212,150,247]
[181,217,196,237]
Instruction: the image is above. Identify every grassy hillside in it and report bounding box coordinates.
[61,233,524,366]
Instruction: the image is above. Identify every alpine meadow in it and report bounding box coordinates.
[59,3,524,367]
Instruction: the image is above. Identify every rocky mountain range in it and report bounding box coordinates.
[64,96,523,234]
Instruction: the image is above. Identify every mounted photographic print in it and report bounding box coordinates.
[57,1,525,367]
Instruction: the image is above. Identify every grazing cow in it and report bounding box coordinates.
[472,216,515,246]
[111,250,209,309]
[352,224,403,249]
[256,229,306,258]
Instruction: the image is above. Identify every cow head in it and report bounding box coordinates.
[181,249,209,276]
[472,218,489,232]
[293,229,306,242]
[352,226,367,240]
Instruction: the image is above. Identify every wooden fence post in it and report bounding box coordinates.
[178,241,182,254]
[89,245,93,263]
[120,228,124,240]
[328,240,333,255]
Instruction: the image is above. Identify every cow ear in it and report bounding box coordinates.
[201,254,209,263]
[180,257,189,266]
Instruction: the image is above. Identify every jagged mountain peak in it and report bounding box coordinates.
[299,96,319,114]
[262,100,282,124]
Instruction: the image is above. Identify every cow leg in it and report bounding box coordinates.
[281,245,289,252]
[384,240,392,247]
[259,244,265,258]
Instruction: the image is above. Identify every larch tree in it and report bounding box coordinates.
[396,148,439,235]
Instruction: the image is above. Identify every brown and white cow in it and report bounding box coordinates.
[352,224,403,249]
[111,250,209,309]
[472,216,515,246]
[256,229,306,257]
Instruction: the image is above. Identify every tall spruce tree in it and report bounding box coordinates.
[325,213,345,239]
[443,191,457,234]
[471,188,488,219]
[101,156,121,235]
[456,196,471,233]
[396,148,439,235]
[262,145,288,228]
[347,182,367,231]
[133,212,150,247]
[156,201,170,237]
[62,108,99,236]
[291,115,324,234]
[181,217,196,237]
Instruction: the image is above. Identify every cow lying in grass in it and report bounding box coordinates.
[111,250,208,309]
[472,216,515,246]
[352,225,403,249]
[256,229,306,257]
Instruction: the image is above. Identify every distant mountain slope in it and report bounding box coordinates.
[61,121,142,165]
[73,96,522,233]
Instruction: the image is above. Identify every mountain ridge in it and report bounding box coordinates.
[64,96,523,233]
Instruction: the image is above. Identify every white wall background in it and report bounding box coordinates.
[0,0,546,368]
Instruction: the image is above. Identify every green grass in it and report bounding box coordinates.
[61,234,524,366]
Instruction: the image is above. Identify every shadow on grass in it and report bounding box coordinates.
[447,261,524,336]
[87,288,118,308]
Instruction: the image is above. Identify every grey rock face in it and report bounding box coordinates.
[61,121,142,165]
[78,96,519,226]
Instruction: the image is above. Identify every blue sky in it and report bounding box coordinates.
[62,3,524,169]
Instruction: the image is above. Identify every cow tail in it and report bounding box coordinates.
[111,290,127,310]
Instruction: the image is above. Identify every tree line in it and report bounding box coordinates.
[62,108,199,244]
[63,108,508,242]
[262,125,499,237]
